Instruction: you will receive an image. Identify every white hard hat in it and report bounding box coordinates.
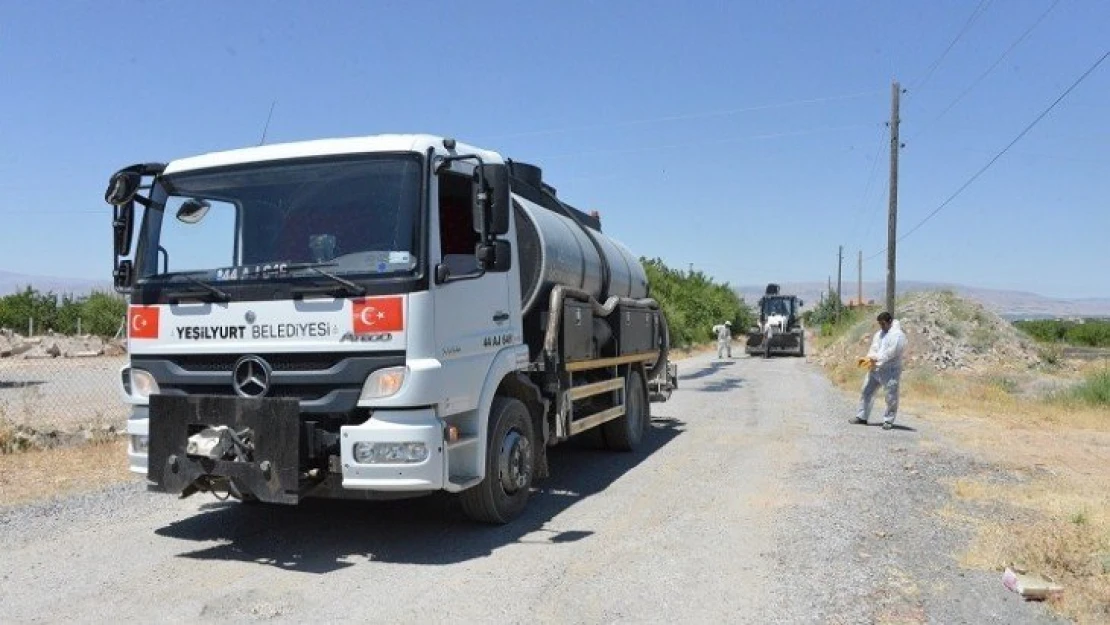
[725,321,732,326]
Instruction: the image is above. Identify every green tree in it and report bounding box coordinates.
[0,286,59,334]
[80,291,127,337]
[641,258,753,348]
[0,287,124,337]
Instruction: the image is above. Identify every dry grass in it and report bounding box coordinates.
[0,412,14,453]
[949,474,1110,623]
[822,358,1110,432]
[0,439,133,508]
[896,367,1110,622]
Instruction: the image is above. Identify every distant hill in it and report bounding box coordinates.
[737,281,1110,319]
[4,271,1107,318]
[0,271,111,296]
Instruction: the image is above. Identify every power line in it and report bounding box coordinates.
[915,0,1061,139]
[914,0,994,91]
[848,125,889,246]
[537,123,872,160]
[868,49,1110,261]
[489,89,884,140]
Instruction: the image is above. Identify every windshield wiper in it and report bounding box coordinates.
[294,265,367,296]
[171,274,232,302]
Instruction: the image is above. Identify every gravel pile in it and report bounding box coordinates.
[815,291,1043,373]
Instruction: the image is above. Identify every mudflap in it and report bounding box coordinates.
[648,362,678,402]
[148,395,301,505]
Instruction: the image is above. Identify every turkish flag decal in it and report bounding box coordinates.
[128,306,160,339]
[352,296,404,334]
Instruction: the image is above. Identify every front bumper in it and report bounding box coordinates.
[128,400,446,501]
[147,394,301,504]
[340,408,444,491]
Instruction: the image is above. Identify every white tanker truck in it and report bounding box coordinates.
[106,134,677,523]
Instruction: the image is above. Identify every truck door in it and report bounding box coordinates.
[432,170,513,411]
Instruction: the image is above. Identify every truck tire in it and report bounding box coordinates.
[603,370,647,451]
[460,397,535,524]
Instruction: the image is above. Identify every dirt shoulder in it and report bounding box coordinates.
[813,292,1109,623]
[0,439,130,508]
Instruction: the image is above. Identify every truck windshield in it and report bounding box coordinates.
[135,155,422,284]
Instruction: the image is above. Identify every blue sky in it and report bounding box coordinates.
[1,1,1107,298]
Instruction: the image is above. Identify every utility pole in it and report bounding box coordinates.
[886,80,901,316]
[857,250,863,308]
[836,245,843,322]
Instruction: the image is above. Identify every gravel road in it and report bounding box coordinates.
[0,352,1062,623]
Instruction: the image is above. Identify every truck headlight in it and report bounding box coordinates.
[360,366,407,400]
[122,368,159,402]
[352,441,428,464]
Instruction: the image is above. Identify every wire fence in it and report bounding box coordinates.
[0,331,127,434]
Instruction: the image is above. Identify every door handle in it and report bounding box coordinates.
[493,312,510,323]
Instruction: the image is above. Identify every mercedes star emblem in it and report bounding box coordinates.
[232,355,271,398]
[245,310,257,324]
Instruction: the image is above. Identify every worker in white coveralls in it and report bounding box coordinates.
[851,311,907,430]
[712,321,733,359]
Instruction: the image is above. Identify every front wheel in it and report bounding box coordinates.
[460,397,536,524]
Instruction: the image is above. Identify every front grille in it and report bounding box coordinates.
[161,384,330,402]
[135,351,405,415]
[168,352,345,372]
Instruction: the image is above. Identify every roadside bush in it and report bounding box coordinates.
[1015,319,1110,348]
[1052,367,1110,407]
[641,258,753,348]
[1039,345,1063,367]
[1068,368,1110,406]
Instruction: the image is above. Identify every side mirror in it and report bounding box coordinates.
[113,259,134,289]
[113,203,135,257]
[105,171,141,207]
[477,240,511,273]
[176,198,211,224]
[473,164,511,237]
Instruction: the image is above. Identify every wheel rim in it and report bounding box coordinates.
[498,429,532,495]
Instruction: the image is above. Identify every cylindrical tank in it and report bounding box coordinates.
[515,194,649,315]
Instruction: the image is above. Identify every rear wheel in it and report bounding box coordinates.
[460,397,535,524]
[603,370,648,451]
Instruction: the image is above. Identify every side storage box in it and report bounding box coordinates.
[561,300,595,363]
[613,306,658,355]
